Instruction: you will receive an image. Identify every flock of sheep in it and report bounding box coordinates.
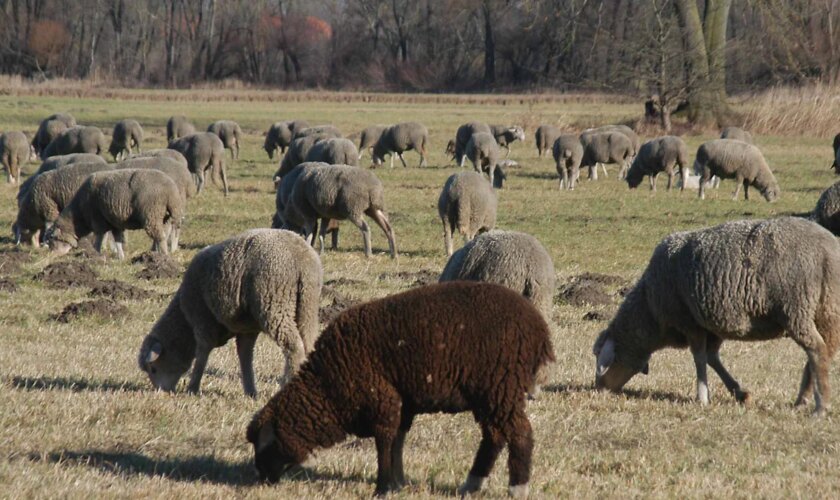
[3,111,840,498]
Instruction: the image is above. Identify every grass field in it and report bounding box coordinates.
[1,92,839,498]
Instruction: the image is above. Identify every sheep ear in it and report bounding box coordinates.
[146,342,162,363]
[641,362,649,375]
[596,339,615,377]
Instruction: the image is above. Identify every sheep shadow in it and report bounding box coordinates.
[515,171,558,181]
[543,382,693,404]
[9,375,146,394]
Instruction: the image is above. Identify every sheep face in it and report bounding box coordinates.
[247,422,297,483]
[510,126,526,142]
[625,168,644,189]
[44,227,75,256]
[138,337,191,392]
[445,140,456,159]
[593,334,649,392]
[761,183,780,202]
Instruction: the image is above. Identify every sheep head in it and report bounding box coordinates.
[137,334,193,393]
[592,320,652,393]
[625,165,644,189]
[246,421,298,484]
[509,126,526,142]
[761,182,780,202]
[44,226,76,256]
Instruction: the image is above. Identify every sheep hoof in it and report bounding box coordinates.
[458,474,485,496]
[508,483,529,498]
[734,390,751,405]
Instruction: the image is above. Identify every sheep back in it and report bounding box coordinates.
[41,126,107,160]
[117,156,195,200]
[294,125,341,140]
[720,127,754,144]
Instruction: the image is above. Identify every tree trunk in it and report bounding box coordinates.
[482,2,495,84]
[703,0,731,100]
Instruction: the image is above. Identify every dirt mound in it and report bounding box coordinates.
[51,299,128,323]
[556,279,613,307]
[73,236,99,258]
[34,261,98,289]
[0,277,18,293]
[583,310,610,321]
[379,270,439,287]
[319,287,360,324]
[573,272,626,286]
[0,250,30,275]
[135,255,181,280]
[89,280,153,301]
[131,251,169,265]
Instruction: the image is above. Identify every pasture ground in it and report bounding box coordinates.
[0,93,838,498]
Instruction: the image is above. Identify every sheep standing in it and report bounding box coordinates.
[288,163,397,258]
[304,138,360,166]
[465,132,501,187]
[593,217,840,415]
[625,136,689,192]
[46,169,184,259]
[31,113,76,155]
[357,125,386,160]
[812,181,840,236]
[437,171,497,256]
[0,131,33,184]
[552,134,583,190]
[440,230,556,318]
[831,132,840,174]
[14,162,112,246]
[371,122,429,168]
[694,139,779,201]
[246,281,554,497]
[168,132,228,195]
[453,122,492,166]
[720,126,754,144]
[166,115,195,143]
[138,228,322,397]
[489,124,526,158]
[535,125,562,158]
[40,126,107,160]
[272,162,341,249]
[207,120,243,160]
[579,131,633,180]
[109,119,144,161]
[264,120,309,159]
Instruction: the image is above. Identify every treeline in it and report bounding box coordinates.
[0,0,838,93]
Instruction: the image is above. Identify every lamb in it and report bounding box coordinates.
[694,139,779,201]
[168,132,228,195]
[14,162,112,247]
[294,125,341,140]
[552,134,584,190]
[831,132,840,174]
[1,131,34,184]
[272,162,341,249]
[464,132,502,188]
[288,163,397,258]
[535,124,562,158]
[40,126,107,160]
[207,120,243,160]
[128,149,189,170]
[720,126,754,144]
[357,125,386,160]
[31,113,76,155]
[452,122,492,166]
[273,135,327,184]
[625,136,689,192]
[304,138,360,167]
[138,228,322,397]
[439,230,556,319]
[437,171,497,256]
[579,131,633,180]
[264,120,310,159]
[166,115,196,143]
[593,217,840,415]
[489,124,526,158]
[46,169,184,259]
[371,122,429,168]
[109,119,144,161]
[246,281,554,497]
[812,181,840,236]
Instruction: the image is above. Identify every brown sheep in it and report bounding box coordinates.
[246,281,554,498]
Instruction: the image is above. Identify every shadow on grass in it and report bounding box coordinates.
[543,382,693,403]
[515,171,559,181]
[9,375,147,393]
[33,449,377,488]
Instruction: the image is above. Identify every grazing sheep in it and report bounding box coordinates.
[46,169,184,259]
[489,124,526,158]
[40,126,107,160]
[720,126,754,144]
[166,115,196,143]
[593,217,840,415]
[552,134,584,190]
[535,125,562,158]
[584,124,640,156]
[625,136,689,192]
[812,181,840,236]
[294,125,341,140]
[109,119,144,161]
[14,162,112,247]
[273,135,327,184]
[440,230,556,318]
[264,120,310,159]
[465,132,501,188]
[246,281,554,497]
[288,164,397,258]
[371,122,429,168]
[0,131,33,184]
[579,131,633,180]
[138,228,322,397]
[831,133,840,174]
[128,149,189,170]
[304,138,360,167]
[168,132,228,195]
[31,113,76,155]
[357,125,387,160]
[272,162,341,249]
[207,120,243,160]
[453,122,492,166]
[694,139,779,202]
[437,171,497,256]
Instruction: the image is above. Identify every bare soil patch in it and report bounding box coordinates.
[134,253,181,280]
[556,279,613,307]
[51,299,128,323]
[89,280,153,301]
[34,261,98,289]
[0,249,30,275]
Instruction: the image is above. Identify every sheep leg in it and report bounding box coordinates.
[600,162,608,177]
[418,148,427,168]
[504,411,533,498]
[218,159,229,197]
[504,145,511,159]
[732,175,744,200]
[588,165,598,181]
[559,162,568,189]
[330,223,340,250]
[666,172,674,191]
[443,219,454,257]
[743,180,750,200]
[392,415,414,487]
[398,152,407,168]
[795,328,831,415]
[353,218,373,258]
[389,154,394,169]
[236,333,259,398]
[650,175,657,191]
[112,231,127,260]
[795,360,814,407]
[186,341,212,394]
[459,425,504,496]
[318,217,330,254]
[689,337,711,404]
[705,335,750,403]
[367,208,397,259]
[679,165,688,193]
